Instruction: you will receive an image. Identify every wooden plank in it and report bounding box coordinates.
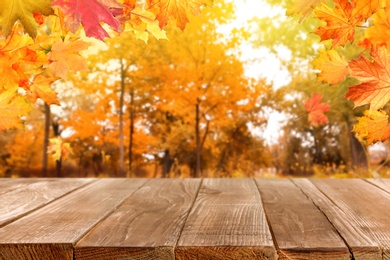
[366,178,390,194]
[176,178,276,260]
[75,178,201,260]
[255,179,350,260]
[0,178,95,227]
[0,178,44,195]
[292,178,381,260]
[311,178,390,260]
[0,178,147,260]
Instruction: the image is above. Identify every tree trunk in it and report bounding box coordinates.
[42,104,50,177]
[128,87,134,178]
[119,60,126,177]
[162,150,173,178]
[347,121,368,169]
[195,99,201,178]
[52,122,62,177]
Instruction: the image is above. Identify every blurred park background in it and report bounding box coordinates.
[1,0,388,179]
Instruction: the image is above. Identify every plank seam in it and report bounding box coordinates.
[290,179,356,260]
[0,179,98,229]
[363,178,390,196]
[253,178,280,253]
[72,178,151,260]
[173,178,204,260]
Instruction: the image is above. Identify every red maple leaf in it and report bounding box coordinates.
[304,93,330,127]
[53,0,121,40]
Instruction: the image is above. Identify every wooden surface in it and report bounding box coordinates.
[0,178,390,260]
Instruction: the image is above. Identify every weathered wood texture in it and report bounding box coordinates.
[366,178,390,193]
[292,178,381,260]
[0,179,147,260]
[311,178,390,260]
[176,178,276,260]
[255,179,350,260]
[75,178,201,260]
[0,178,94,227]
[1,178,390,260]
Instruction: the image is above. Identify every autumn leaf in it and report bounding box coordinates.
[354,110,390,144]
[46,38,91,78]
[286,0,324,22]
[366,9,390,48]
[0,91,32,131]
[345,46,390,111]
[29,73,60,105]
[48,137,72,161]
[53,0,121,40]
[0,0,54,38]
[313,49,348,85]
[0,28,48,91]
[314,0,362,46]
[149,0,202,30]
[304,93,330,127]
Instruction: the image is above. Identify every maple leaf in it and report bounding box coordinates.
[314,0,362,46]
[313,49,348,85]
[304,93,330,127]
[0,91,32,131]
[149,0,202,30]
[48,137,72,161]
[345,46,390,111]
[366,9,390,48]
[53,0,121,40]
[0,0,54,38]
[0,27,48,91]
[354,110,390,144]
[286,0,324,22]
[29,73,60,105]
[46,39,91,78]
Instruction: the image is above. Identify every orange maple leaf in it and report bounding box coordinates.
[366,9,390,48]
[148,0,202,30]
[29,73,60,105]
[313,49,348,85]
[314,0,379,47]
[304,93,330,127]
[46,39,91,78]
[0,91,32,131]
[354,110,390,144]
[345,46,390,111]
[0,28,48,91]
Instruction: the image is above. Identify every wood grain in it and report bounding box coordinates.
[292,178,381,260]
[311,178,390,260]
[0,178,95,227]
[0,178,147,260]
[255,179,350,260]
[365,178,390,194]
[75,178,201,260]
[0,178,46,195]
[176,178,276,260]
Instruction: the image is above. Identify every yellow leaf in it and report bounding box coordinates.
[149,0,202,30]
[313,49,348,85]
[48,137,72,161]
[286,0,324,22]
[0,91,32,131]
[0,0,54,38]
[354,110,390,144]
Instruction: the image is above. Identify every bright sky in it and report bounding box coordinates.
[220,0,289,143]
